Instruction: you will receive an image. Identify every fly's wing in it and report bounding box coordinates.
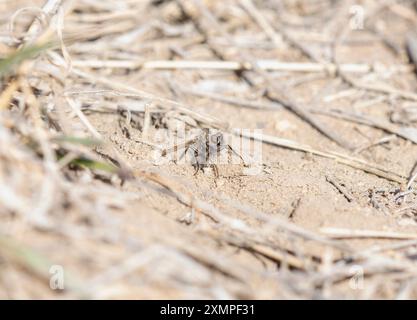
[161,134,199,162]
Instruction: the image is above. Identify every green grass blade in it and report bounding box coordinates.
[53,135,103,147]
[71,157,118,173]
[0,43,52,77]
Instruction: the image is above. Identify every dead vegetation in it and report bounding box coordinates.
[2,0,417,299]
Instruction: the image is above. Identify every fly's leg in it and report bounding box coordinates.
[192,148,201,176]
[193,164,201,176]
[211,164,219,178]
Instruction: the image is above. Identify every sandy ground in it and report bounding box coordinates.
[2,0,417,299]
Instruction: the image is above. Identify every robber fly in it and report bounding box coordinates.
[163,128,244,177]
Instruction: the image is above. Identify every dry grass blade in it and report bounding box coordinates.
[321,228,417,240]
[312,109,417,144]
[72,68,228,130]
[71,59,413,74]
[234,129,405,183]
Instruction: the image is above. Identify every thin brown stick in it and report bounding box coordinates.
[325,175,354,202]
[321,227,417,240]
